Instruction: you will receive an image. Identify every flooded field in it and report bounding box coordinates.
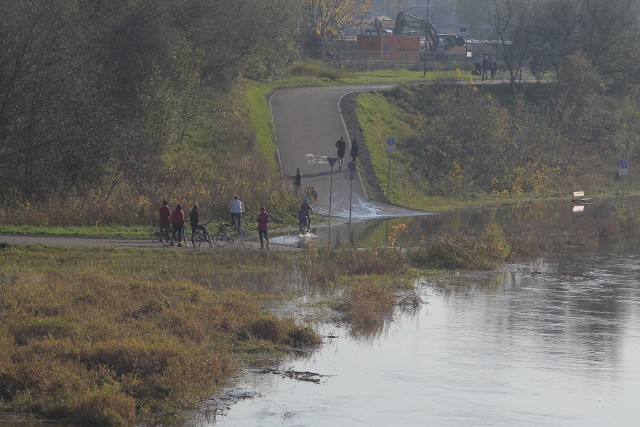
[199,197,640,426]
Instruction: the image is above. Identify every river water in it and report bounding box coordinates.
[202,197,640,426]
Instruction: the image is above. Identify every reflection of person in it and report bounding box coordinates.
[229,196,245,230]
[350,137,359,162]
[294,168,302,192]
[257,207,269,249]
[335,136,347,170]
[171,203,185,247]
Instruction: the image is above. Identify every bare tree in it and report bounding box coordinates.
[489,0,543,87]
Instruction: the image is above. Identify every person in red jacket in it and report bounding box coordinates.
[171,203,185,247]
[256,206,270,249]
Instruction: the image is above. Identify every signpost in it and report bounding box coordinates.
[620,159,629,208]
[327,157,338,244]
[385,137,396,247]
[347,161,356,244]
[386,137,395,200]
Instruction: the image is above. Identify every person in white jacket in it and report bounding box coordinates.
[229,196,245,230]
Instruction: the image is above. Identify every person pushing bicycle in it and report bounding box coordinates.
[298,198,314,234]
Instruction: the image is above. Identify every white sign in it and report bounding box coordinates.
[386,137,396,153]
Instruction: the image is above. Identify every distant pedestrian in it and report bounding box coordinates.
[482,55,489,81]
[335,136,347,170]
[489,57,497,81]
[294,168,302,193]
[350,137,359,162]
[171,203,185,247]
[257,207,269,249]
[474,54,483,75]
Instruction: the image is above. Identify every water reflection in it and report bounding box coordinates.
[206,197,640,427]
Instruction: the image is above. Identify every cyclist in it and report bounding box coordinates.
[299,198,314,234]
[159,201,171,242]
[335,136,346,170]
[229,195,245,230]
[171,203,185,247]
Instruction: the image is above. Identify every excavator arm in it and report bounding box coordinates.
[394,11,464,52]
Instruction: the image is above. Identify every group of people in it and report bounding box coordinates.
[158,195,272,249]
[335,136,359,170]
[474,55,498,81]
[162,135,361,247]
[158,201,200,247]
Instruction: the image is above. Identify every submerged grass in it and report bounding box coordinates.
[0,244,417,424]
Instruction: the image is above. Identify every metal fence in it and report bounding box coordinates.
[338,49,471,72]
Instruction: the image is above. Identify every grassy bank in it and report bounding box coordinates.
[0,244,415,424]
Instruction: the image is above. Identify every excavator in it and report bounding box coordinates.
[393,11,465,53]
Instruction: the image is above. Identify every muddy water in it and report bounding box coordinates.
[207,197,640,426]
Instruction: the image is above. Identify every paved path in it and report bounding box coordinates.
[271,85,426,220]
[1,84,428,249]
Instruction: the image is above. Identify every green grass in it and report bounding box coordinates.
[0,225,149,238]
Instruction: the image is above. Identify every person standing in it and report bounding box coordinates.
[159,200,171,242]
[189,204,199,242]
[229,196,245,230]
[482,55,489,81]
[171,203,185,247]
[350,137,359,162]
[335,136,347,170]
[489,57,497,81]
[475,54,483,75]
[256,207,270,249]
[294,168,302,193]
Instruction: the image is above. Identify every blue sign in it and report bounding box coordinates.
[620,159,629,176]
[386,137,396,153]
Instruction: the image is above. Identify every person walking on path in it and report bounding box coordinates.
[489,57,497,81]
[482,55,489,81]
[256,207,270,249]
[294,168,302,193]
[171,203,185,247]
[229,196,245,230]
[350,137,359,162]
[335,136,347,170]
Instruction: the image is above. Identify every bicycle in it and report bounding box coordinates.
[166,227,187,247]
[149,222,171,244]
[191,221,213,248]
[299,215,312,235]
[213,223,253,249]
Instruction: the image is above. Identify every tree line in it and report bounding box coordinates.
[0,0,299,222]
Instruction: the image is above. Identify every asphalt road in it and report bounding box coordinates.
[272,85,426,220]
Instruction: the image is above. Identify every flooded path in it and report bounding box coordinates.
[197,197,640,426]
